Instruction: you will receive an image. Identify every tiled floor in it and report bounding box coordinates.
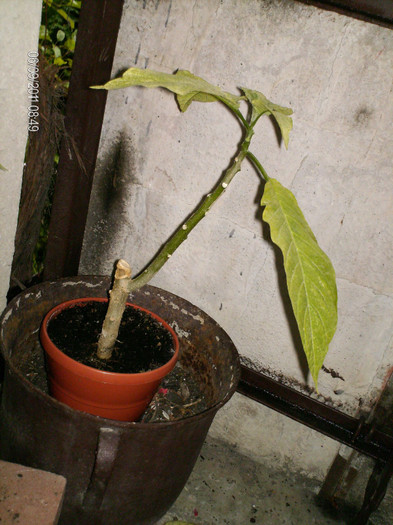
[160,436,392,525]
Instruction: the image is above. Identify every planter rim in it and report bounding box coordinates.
[40,297,179,384]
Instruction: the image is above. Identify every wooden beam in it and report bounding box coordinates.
[44,0,124,280]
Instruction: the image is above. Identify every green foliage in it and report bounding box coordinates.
[261,179,337,387]
[241,88,293,148]
[31,1,81,276]
[40,0,81,87]
[0,163,7,171]
[96,67,338,387]
[94,68,241,112]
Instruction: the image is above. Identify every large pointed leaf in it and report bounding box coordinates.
[93,68,241,112]
[261,178,337,387]
[242,88,293,148]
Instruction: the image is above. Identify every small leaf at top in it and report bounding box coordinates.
[242,88,293,148]
[261,178,337,388]
[92,68,241,112]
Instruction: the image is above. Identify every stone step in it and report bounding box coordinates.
[0,460,66,525]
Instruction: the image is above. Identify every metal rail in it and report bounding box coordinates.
[238,366,393,462]
[238,366,393,524]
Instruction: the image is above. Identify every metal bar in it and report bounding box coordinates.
[298,0,393,27]
[83,427,121,512]
[353,456,393,524]
[43,0,125,280]
[238,366,393,462]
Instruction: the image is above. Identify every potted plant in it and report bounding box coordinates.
[0,68,337,525]
[39,259,180,421]
[91,67,336,391]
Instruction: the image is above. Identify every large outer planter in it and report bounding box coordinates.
[0,277,240,525]
[41,298,180,421]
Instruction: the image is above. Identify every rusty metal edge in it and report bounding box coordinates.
[238,365,393,462]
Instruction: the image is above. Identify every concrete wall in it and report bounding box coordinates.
[81,0,393,477]
[0,0,42,310]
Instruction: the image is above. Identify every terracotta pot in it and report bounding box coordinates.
[40,298,179,421]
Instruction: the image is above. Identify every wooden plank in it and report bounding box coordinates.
[43,0,124,279]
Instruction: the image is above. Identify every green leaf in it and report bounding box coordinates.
[52,45,62,58]
[56,29,66,42]
[92,67,241,112]
[39,25,52,42]
[64,36,76,52]
[56,8,75,29]
[242,88,293,148]
[261,179,337,387]
[54,57,67,66]
[0,163,7,171]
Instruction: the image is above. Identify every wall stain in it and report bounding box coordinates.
[135,42,141,65]
[355,107,373,126]
[165,0,172,27]
[322,365,345,381]
[85,132,139,268]
[98,133,133,215]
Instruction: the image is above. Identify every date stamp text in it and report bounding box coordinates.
[27,51,39,132]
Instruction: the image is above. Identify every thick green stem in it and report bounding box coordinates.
[247,151,270,181]
[128,126,255,293]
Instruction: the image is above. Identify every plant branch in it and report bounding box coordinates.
[129,125,255,293]
[97,259,132,359]
[246,151,270,181]
[93,67,337,386]
[219,98,250,130]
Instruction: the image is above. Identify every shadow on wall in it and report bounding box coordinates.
[83,131,138,271]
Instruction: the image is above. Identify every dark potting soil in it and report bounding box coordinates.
[140,362,208,422]
[47,302,175,374]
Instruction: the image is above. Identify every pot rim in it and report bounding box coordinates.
[40,297,180,384]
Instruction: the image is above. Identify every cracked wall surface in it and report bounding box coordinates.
[80,0,393,475]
